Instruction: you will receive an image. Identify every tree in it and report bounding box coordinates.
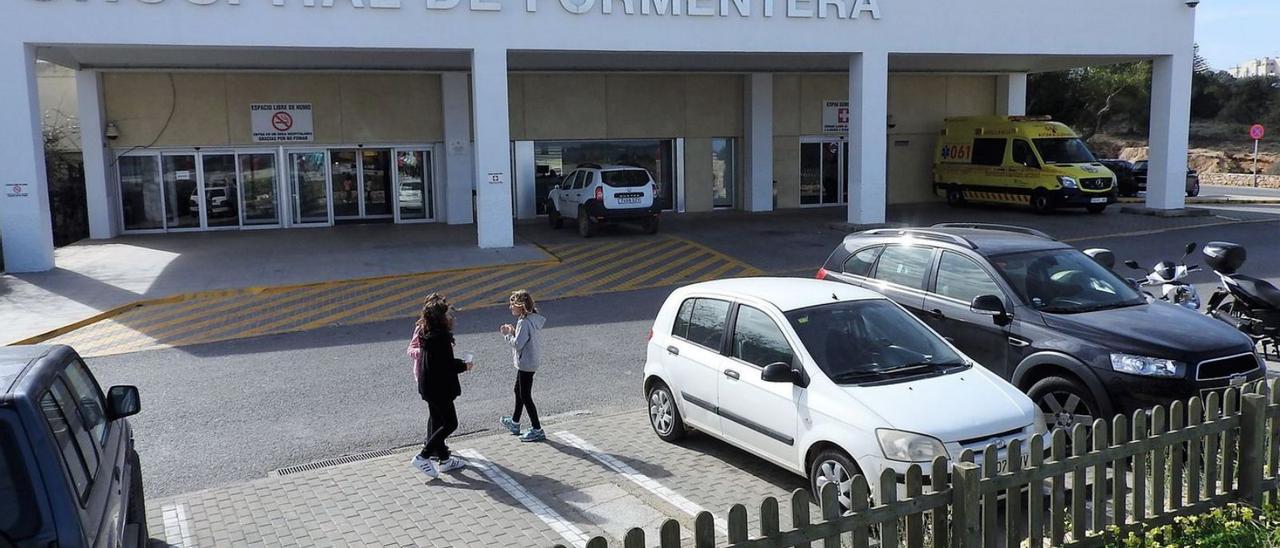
[1193,43,1212,75]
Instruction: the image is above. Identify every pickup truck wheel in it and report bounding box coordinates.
[126,448,147,544]
[577,209,595,238]
[548,207,563,229]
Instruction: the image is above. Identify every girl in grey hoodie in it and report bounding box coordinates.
[499,290,547,442]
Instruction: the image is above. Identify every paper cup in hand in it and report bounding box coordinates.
[461,352,475,365]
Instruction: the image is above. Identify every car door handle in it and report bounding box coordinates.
[724,369,740,380]
[928,308,946,319]
[1008,337,1030,348]
[666,345,679,356]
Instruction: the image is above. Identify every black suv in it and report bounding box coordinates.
[818,223,1263,430]
[1,345,145,547]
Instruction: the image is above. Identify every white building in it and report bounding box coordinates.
[3,0,1200,272]
[1229,58,1280,79]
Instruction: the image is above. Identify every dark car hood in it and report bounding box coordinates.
[1041,301,1251,359]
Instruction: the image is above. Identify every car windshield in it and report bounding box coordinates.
[785,300,967,384]
[989,249,1145,313]
[600,169,650,188]
[1033,138,1097,164]
[0,420,39,540]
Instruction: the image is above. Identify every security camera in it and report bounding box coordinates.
[1185,0,1199,7]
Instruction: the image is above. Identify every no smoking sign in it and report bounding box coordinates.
[272,112,294,132]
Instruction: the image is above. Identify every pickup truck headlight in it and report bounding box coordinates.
[1057,176,1079,189]
[877,429,948,462]
[1110,353,1183,378]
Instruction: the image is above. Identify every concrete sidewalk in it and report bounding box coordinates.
[0,224,550,345]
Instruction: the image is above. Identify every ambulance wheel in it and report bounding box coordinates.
[1086,204,1107,214]
[945,186,965,207]
[1030,190,1053,214]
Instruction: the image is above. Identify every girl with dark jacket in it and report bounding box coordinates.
[407,293,473,479]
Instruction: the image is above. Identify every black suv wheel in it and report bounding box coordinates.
[1027,376,1100,433]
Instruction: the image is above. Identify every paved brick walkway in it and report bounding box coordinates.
[146,409,812,548]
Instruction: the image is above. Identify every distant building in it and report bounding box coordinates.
[1229,57,1280,79]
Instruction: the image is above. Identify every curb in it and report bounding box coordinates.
[1116,197,1280,205]
[6,253,561,347]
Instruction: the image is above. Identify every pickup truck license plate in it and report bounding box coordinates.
[1090,197,1107,204]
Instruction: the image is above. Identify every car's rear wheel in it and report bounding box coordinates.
[1028,376,1100,437]
[642,216,659,235]
[1030,189,1053,214]
[945,186,965,207]
[577,210,595,238]
[126,448,147,543]
[647,381,685,442]
[1086,203,1107,214]
[809,448,863,516]
[1187,180,1200,198]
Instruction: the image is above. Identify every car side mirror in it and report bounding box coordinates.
[106,386,141,420]
[1083,248,1115,269]
[762,362,802,385]
[552,184,560,191]
[970,295,1010,325]
[1123,260,1142,270]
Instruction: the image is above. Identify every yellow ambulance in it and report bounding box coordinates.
[933,116,1116,213]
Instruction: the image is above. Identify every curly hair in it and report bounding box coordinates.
[416,293,454,335]
[508,289,537,315]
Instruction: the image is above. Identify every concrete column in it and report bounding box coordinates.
[441,72,474,225]
[1146,53,1192,210]
[847,51,889,225]
[997,73,1028,116]
[470,48,513,248]
[77,69,116,239]
[743,73,773,212]
[0,43,54,272]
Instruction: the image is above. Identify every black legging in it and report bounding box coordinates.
[423,398,458,460]
[512,371,541,430]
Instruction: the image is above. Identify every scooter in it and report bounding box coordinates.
[1202,241,1280,358]
[1122,242,1202,310]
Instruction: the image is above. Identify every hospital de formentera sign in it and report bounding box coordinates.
[47,0,883,20]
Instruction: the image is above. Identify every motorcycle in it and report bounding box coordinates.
[1202,241,1280,358]
[1122,242,1202,310]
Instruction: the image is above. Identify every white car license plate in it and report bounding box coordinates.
[1090,197,1107,204]
[987,452,1032,474]
[618,197,641,204]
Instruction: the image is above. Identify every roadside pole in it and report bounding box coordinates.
[1250,124,1265,187]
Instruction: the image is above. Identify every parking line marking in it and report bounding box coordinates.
[161,503,196,547]
[456,449,593,548]
[554,431,729,536]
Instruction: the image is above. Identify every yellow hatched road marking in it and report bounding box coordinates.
[558,240,698,298]
[697,259,752,282]
[438,262,563,310]
[290,268,502,331]
[614,247,713,291]
[531,239,683,297]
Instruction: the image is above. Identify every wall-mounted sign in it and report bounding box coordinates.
[52,0,883,20]
[822,100,850,133]
[250,103,314,143]
[5,183,30,199]
[487,172,505,184]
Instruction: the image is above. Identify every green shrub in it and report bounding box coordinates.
[1103,503,1280,547]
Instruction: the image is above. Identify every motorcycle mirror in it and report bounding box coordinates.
[1184,242,1197,257]
[1123,260,1142,270]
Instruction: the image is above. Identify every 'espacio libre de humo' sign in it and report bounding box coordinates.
[49,0,882,20]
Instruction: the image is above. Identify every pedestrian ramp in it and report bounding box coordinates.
[145,409,810,547]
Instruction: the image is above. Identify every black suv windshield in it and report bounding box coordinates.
[989,249,1145,313]
[1033,138,1096,164]
[0,420,39,540]
[600,170,650,188]
[785,300,967,384]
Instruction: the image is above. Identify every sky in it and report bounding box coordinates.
[1196,0,1280,70]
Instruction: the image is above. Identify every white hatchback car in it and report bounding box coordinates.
[644,278,1045,509]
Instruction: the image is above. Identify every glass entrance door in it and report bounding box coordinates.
[799,139,848,207]
[362,149,392,218]
[394,149,434,222]
[162,153,201,230]
[329,148,394,221]
[290,150,331,225]
[239,152,280,226]
[200,153,240,229]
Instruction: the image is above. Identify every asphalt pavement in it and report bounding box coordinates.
[88,205,1280,500]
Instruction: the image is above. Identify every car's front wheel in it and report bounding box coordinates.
[647,381,685,442]
[1086,203,1107,214]
[126,447,147,544]
[1028,376,1100,435]
[577,209,595,238]
[1187,180,1200,198]
[945,185,965,207]
[809,447,865,516]
[1030,189,1053,214]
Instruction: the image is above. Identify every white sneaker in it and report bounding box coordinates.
[411,455,439,479]
[437,456,466,473]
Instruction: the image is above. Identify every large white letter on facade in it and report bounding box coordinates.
[849,0,878,18]
[427,0,461,9]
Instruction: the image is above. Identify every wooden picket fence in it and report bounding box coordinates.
[557,381,1280,548]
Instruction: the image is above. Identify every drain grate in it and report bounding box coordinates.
[271,447,411,477]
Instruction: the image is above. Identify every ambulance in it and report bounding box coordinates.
[933,116,1116,214]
